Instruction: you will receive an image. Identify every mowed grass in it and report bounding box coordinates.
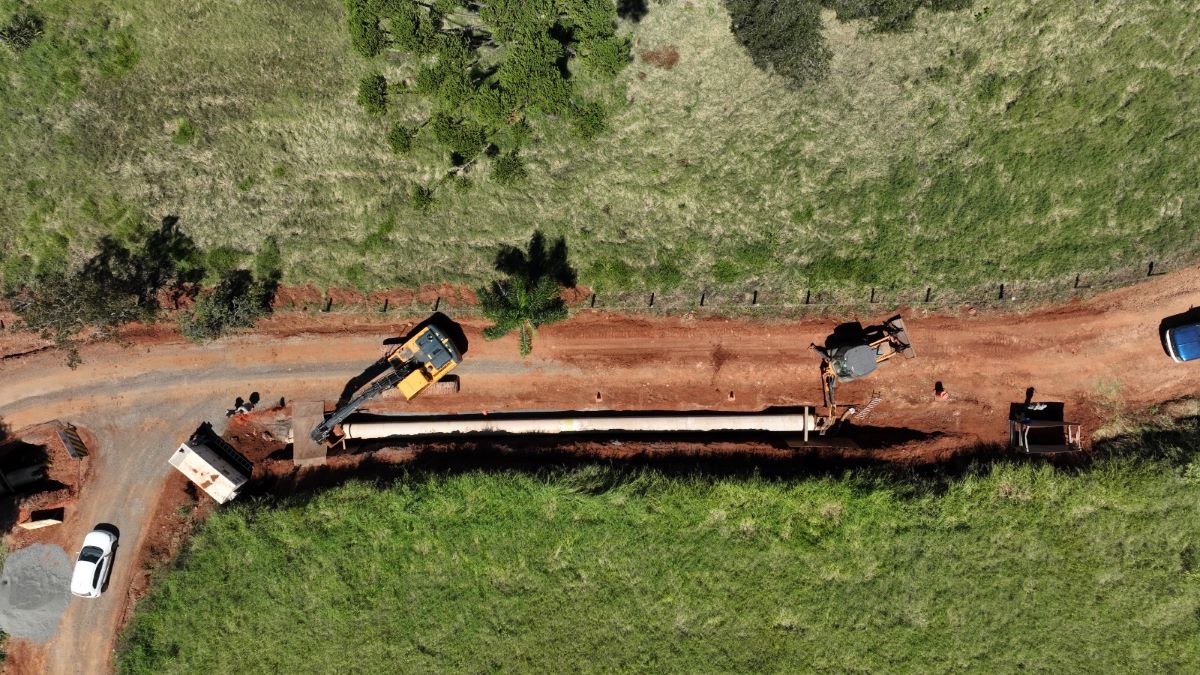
[119,417,1200,673]
[3,1,1200,296]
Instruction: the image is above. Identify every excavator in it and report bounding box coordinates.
[813,314,915,415]
[310,324,462,443]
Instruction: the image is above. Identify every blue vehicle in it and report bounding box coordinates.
[1164,321,1200,363]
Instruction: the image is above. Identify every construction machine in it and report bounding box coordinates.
[310,324,462,443]
[814,315,915,414]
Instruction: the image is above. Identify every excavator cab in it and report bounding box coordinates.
[817,315,915,413]
[392,327,461,400]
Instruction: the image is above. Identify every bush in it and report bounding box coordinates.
[584,35,633,78]
[172,118,195,145]
[253,237,282,281]
[727,0,831,87]
[430,112,486,157]
[386,123,416,154]
[345,0,384,58]
[491,152,527,186]
[409,184,435,211]
[569,99,607,140]
[823,0,972,32]
[356,74,388,116]
[0,10,43,52]
[178,270,271,341]
[205,246,246,278]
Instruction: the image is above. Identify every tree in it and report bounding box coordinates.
[479,231,576,356]
[727,1,976,87]
[344,0,630,188]
[726,0,831,87]
[6,217,201,362]
[178,269,273,342]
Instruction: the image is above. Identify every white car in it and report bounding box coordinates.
[71,528,118,598]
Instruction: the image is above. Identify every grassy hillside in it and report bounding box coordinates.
[3,0,1199,296]
[119,414,1200,673]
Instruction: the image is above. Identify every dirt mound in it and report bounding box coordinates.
[0,544,71,643]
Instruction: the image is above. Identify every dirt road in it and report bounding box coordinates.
[1,265,1198,673]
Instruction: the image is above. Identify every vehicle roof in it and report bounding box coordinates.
[82,529,115,549]
[70,559,98,594]
[1170,322,1200,361]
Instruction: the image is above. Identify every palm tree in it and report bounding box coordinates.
[479,231,575,356]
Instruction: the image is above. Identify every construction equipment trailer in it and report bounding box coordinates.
[310,324,462,443]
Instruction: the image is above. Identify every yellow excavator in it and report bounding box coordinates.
[310,324,461,443]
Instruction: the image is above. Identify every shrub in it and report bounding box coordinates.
[491,152,527,186]
[205,246,246,278]
[178,270,271,341]
[386,123,416,154]
[172,118,195,145]
[409,184,435,211]
[253,237,282,281]
[345,0,384,58]
[727,0,831,87]
[356,74,388,116]
[0,10,43,52]
[584,35,633,78]
[569,99,607,140]
[430,112,486,157]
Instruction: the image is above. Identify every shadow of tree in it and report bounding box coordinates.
[617,0,649,22]
[493,230,577,288]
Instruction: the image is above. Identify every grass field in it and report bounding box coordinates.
[119,411,1200,673]
[3,1,1199,296]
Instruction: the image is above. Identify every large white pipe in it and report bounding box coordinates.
[341,410,817,440]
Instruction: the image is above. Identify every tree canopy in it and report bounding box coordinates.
[345,0,630,187]
[726,0,975,88]
[479,231,576,356]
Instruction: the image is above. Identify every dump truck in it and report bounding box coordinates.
[168,422,252,504]
[310,324,462,443]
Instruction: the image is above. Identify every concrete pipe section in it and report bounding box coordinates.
[341,409,819,440]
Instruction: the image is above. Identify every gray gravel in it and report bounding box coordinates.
[0,544,72,643]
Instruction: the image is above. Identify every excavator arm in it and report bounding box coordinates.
[309,364,410,443]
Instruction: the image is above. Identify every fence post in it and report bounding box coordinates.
[751,290,758,305]
[998,284,1005,300]
[925,287,932,303]
[1147,261,1155,277]
[805,290,811,305]
[700,292,706,307]
[381,298,389,313]
[649,292,655,308]
[590,293,596,308]
[433,296,440,312]
[323,297,332,312]
[870,287,876,303]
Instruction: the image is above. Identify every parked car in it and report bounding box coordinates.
[70,528,118,598]
[1164,321,1200,363]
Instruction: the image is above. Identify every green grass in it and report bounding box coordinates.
[119,416,1200,673]
[2,1,1199,296]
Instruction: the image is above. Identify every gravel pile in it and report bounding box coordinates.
[0,544,72,643]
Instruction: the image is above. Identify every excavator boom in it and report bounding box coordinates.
[309,324,462,444]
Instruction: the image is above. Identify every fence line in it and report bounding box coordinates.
[279,260,1179,318]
